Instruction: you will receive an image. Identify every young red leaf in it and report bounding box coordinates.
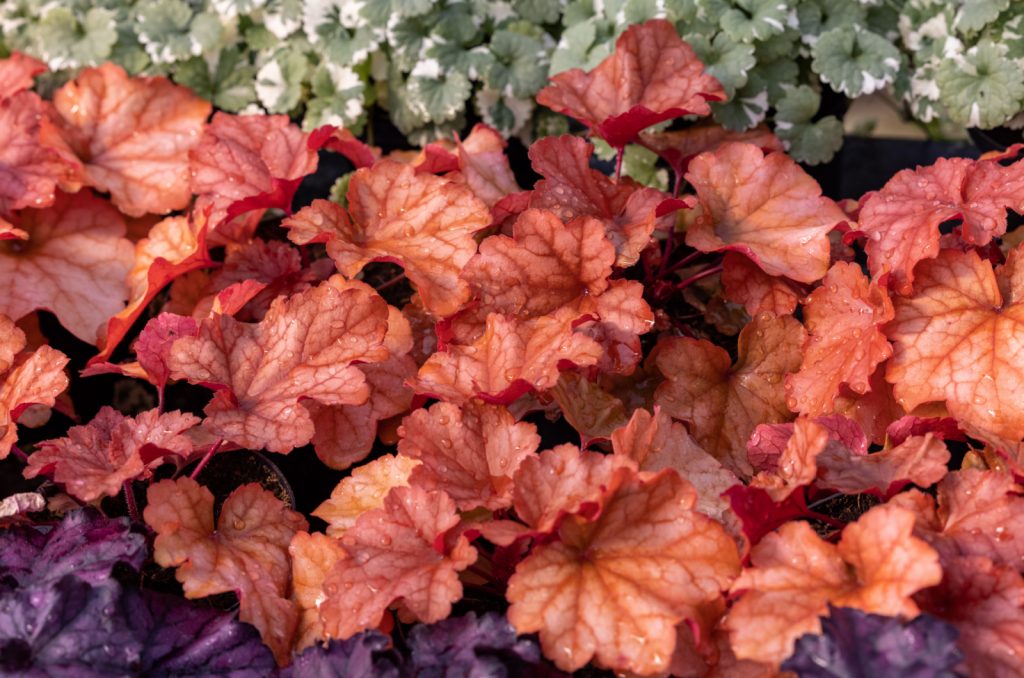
[0,52,46,99]
[786,262,894,416]
[319,485,477,638]
[749,418,827,502]
[134,313,199,388]
[52,63,210,216]
[654,314,806,476]
[720,251,801,317]
[507,470,740,674]
[453,123,520,207]
[168,282,390,453]
[0,344,69,459]
[536,19,724,149]
[685,143,847,283]
[0,190,134,343]
[285,161,490,317]
[399,400,539,511]
[145,477,308,665]
[93,212,210,363]
[512,444,635,535]
[640,123,783,184]
[289,531,346,652]
[885,247,1024,451]
[313,454,420,537]
[24,407,198,502]
[0,92,72,213]
[528,135,675,267]
[189,112,319,235]
[726,504,942,666]
[859,154,1024,294]
[412,310,602,403]
[319,126,380,168]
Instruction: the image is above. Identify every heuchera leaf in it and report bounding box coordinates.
[0,508,145,588]
[654,313,806,477]
[407,612,552,677]
[168,282,390,453]
[815,433,950,498]
[785,262,894,417]
[0,190,134,343]
[507,469,741,674]
[0,92,72,213]
[884,247,1024,452]
[289,531,346,651]
[144,477,308,665]
[781,605,962,678]
[24,406,198,502]
[725,504,942,666]
[859,152,1024,294]
[640,123,783,190]
[284,160,490,317]
[51,63,211,217]
[453,124,520,208]
[721,251,802,318]
[398,400,540,511]
[281,632,401,678]
[0,53,46,99]
[189,112,319,238]
[0,314,24,374]
[685,142,848,283]
[135,313,200,389]
[319,485,478,639]
[528,135,674,267]
[0,342,69,460]
[313,454,420,538]
[749,417,828,502]
[536,19,725,149]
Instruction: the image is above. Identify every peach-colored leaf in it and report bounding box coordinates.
[721,252,801,317]
[0,314,25,373]
[640,123,782,184]
[454,123,520,207]
[398,400,539,511]
[885,247,1024,450]
[786,262,894,416]
[685,143,847,283]
[289,531,345,651]
[0,345,69,459]
[749,418,827,502]
[550,372,630,444]
[0,190,134,343]
[52,63,210,216]
[654,314,806,477]
[168,282,390,453]
[816,433,950,496]
[313,454,420,538]
[0,52,46,99]
[726,504,942,666]
[24,407,197,502]
[536,19,724,149]
[319,485,477,638]
[0,92,71,213]
[285,161,490,317]
[145,477,308,665]
[507,470,740,674]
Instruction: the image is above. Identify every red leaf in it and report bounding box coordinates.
[319,125,380,169]
[0,52,46,99]
[536,19,724,149]
[640,123,782,185]
[685,143,847,283]
[453,124,520,207]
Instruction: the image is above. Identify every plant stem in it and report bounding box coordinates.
[807,492,842,511]
[614,147,624,182]
[9,445,28,463]
[376,272,406,292]
[123,481,141,523]
[663,249,704,276]
[675,263,723,290]
[189,439,223,480]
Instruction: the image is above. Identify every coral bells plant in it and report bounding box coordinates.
[3,18,1024,677]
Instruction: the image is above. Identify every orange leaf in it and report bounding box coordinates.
[785,262,894,416]
[685,143,847,283]
[885,247,1024,450]
[313,453,420,537]
[816,432,950,497]
[721,252,801,317]
[319,485,477,638]
[0,314,25,373]
[52,63,210,216]
[726,504,941,666]
[286,161,489,317]
[859,153,1024,294]
[168,282,390,453]
[399,400,539,511]
[507,470,740,674]
[145,477,308,665]
[528,136,674,266]
[24,407,197,502]
[0,190,134,343]
[536,19,724,149]
[640,123,782,183]
[0,92,77,213]
[0,52,46,99]
[289,531,345,652]
[654,314,806,476]
[0,343,68,459]
[749,418,827,502]
[453,123,520,207]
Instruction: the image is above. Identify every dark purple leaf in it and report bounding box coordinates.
[121,587,274,677]
[781,605,963,678]
[280,632,401,678]
[0,509,145,588]
[406,612,561,678]
[0,576,139,677]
